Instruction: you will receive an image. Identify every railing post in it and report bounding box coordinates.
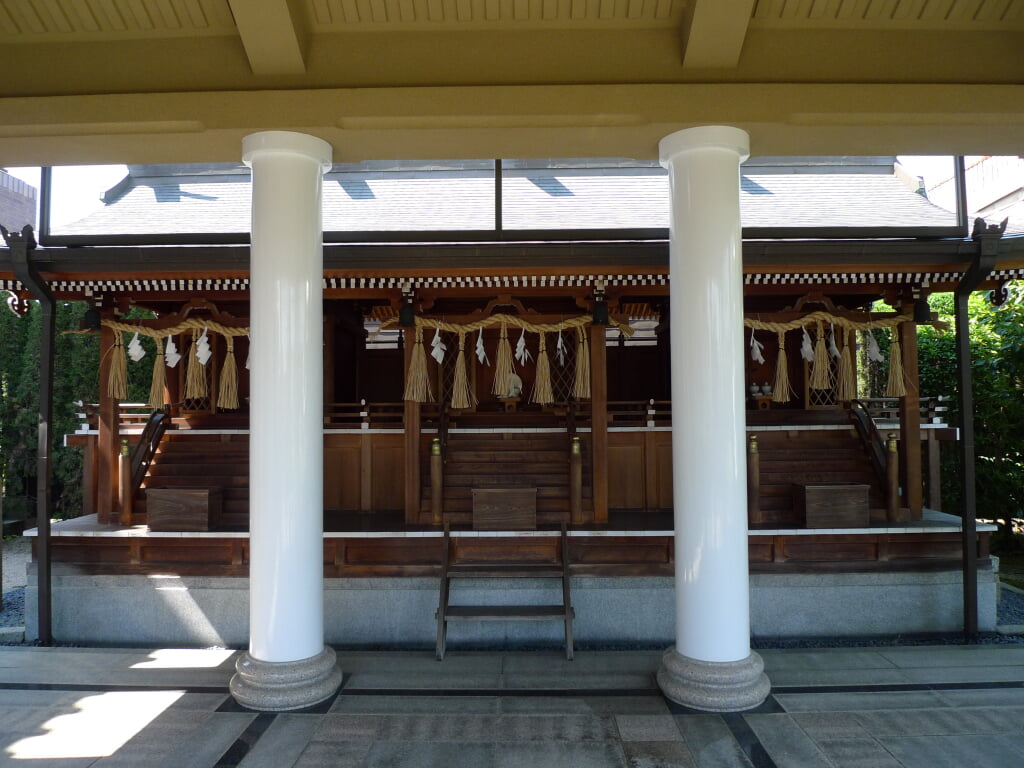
[430,437,443,526]
[747,434,760,524]
[118,438,133,525]
[886,432,902,522]
[570,436,583,524]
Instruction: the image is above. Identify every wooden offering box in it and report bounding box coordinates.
[795,483,869,528]
[472,488,538,530]
[146,488,221,532]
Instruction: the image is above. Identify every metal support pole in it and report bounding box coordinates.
[955,217,1005,642]
[3,225,54,645]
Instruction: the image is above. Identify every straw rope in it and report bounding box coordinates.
[377,312,633,338]
[217,335,239,410]
[147,336,166,409]
[886,328,907,397]
[771,331,792,403]
[809,321,830,390]
[450,332,477,410]
[403,327,433,403]
[100,317,249,337]
[836,328,856,402]
[572,326,591,400]
[744,311,911,333]
[184,329,207,399]
[108,332,128,400]
[491,323,514,397]
[532,333,554,405]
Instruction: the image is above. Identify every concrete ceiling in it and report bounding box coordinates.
[0,0,1021,165]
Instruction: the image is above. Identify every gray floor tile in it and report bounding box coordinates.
[500,650,662,675]
[344,672,504,689]
[238,714,320,768]
[935,688,1024,707]
[293,740,373,768]
[376,712,619,742]
[616,714,684,742]
[363,740,495,767]
[584,696,672,715]
[623,740,696,768]
[674,715,752,768]
[878,646,1024,669]
[338,650,503,675]
[790,711,870,740]
[744,713,832,768]
[879,733,1024,768]
[155,711,256,768]
[503,672,657,690]
[312,713,383,741]
[761,650,898,673]
[500,696,594,714]
[854,707,1015,738]
[494,741,628,768]
[769,668,913,687]
[814,738,903,768]
[775,690,947,712]
[898,665,1024,684]
[331,694,500,714]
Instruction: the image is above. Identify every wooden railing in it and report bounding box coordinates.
[858,396,950,424]
[78,402,157,431]
[118,406,171,524]
[323,401,404,429]
[849,399,901,520]
[607,399,671,427]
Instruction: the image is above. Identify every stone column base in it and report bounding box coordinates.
[230,646,342,711]
[657,646,770,712]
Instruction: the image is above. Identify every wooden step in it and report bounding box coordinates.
[441,605,573,621]
[447,564,565,578]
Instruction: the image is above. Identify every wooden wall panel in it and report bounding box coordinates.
[655,434,673,509]
[371,435,405,511]
[324,436,361,510]
[608,432,645,509]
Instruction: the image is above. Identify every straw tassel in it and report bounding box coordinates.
[450,332,477,410]
[772,331,792,403]
[885,325,907,397]
[836,328,856,402]
[109,332,128,400]
[809,321,831,390]
[184,329,207,399]
[403,326,433,403]
[572,325,591,400]
[217,335,240,410]
[492,323,514,397]
[147,336,166,408]
[532,333,554,405]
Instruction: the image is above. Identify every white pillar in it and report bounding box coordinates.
[656,126,770,712]
[229,131,341,711]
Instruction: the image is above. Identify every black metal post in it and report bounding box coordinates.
[3,224,54,645]
[955,218,1005,642]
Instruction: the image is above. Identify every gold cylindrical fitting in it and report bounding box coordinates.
[431,437,441,456]
[571,436,581,455]
[120,438,130,457]
[887,433,898,453]
[748,434,759,454]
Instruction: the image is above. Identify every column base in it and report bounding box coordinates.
[230,646,342,712]
[657,646,770,712]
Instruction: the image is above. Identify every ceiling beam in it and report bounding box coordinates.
[227,0,308,76]
[679,0,756,69]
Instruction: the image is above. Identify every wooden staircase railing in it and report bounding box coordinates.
[118,406,171,525]
[849,399,901,520]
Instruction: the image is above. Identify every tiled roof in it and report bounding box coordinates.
[55,162,957,237]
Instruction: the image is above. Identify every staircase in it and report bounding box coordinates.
[755,428,884,527]
[136,432,250,529]
[422,431,587,526]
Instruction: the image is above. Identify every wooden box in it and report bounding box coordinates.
[146,488,221,532]
[472,488,537,530]
[795,483,869,529]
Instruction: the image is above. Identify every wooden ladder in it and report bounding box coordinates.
[435,523,574,661]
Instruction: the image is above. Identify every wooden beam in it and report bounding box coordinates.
[899,318,924,519]
[679,0,755,69]
[403,333,422,524]
[590,324,609,524]
[96,323,119,525]
[227,0,308,75]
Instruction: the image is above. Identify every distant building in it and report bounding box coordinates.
[0,171,37,231]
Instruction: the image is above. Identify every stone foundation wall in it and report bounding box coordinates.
[25,568,997,647]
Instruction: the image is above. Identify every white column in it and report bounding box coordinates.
[656,126,770,712]
[229,131,341,711]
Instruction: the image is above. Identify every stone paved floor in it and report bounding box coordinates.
[0,645,1023,767]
